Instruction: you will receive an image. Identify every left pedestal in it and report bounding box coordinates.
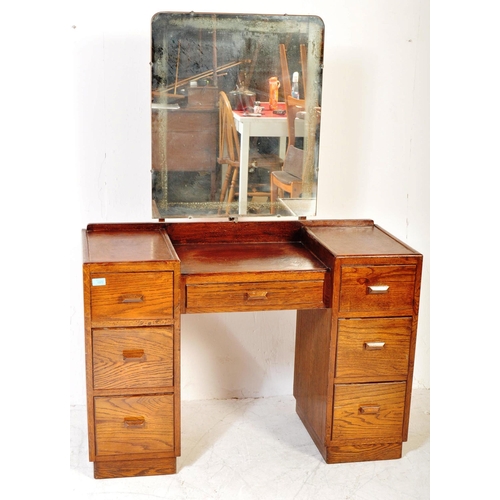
[82,225,181,478]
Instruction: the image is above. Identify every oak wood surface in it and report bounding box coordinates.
[402,256,423,441]
[325,443,402,464]
[294,308,333,451]
[331,382,406,443]
[186,279,325,313]
[339,265,417,316]
[335,318,412,380]
[306,225,418,256]
[83,226,182,474]
[82,220,423,475]
[176,242,327,275]
[93,327,174,390]
[84,229,177,263]
[177,240,328,313]
[90,272,174,324]
[94,394,175,456]
[94,457,177,479]
[164,220,305,244]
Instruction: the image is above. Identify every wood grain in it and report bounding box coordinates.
[94,394,175,456]
[90,272,173,324]
[339,265,417,315]
[81,220,423,476]
[186,280,325,312]
[94,457,177,479]
[332,382,406,443]
[335,318,412,380]
[93,327,174,390]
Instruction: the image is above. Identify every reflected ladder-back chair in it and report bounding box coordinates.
[218,91,282,214]
[279,43,308,98]
[270,95,305,213]
[270,144,304,212]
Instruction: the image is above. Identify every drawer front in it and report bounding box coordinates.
[90,272,173,323]
[339,265,416,315]
[93,327,174,390]
[94,394,175,456]
[332,382,406,443]
[185,280,325,313]
[335,318,412,379]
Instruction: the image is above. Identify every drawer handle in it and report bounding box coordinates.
[367,285,390,294]
[123,416,146,428]
[359,405,380,415]
[122,349,145,361]
[364,342,386,351]
[121,295,144,303]
[245,291,268,301]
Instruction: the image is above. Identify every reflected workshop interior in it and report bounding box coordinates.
[151,13,324,218]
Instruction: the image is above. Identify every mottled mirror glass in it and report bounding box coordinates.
[151,12,324,218]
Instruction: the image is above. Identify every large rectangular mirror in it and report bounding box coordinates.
[151,12,324,218]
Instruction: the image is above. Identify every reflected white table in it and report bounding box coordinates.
[232,104,304,214]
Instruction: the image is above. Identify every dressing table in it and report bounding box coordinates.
[82,13,422,479]
[82,219,422,478]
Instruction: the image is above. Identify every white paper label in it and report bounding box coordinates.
[92,277,106,286]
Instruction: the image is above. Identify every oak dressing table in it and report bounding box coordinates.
[83,12,422,479]
[82,219,422,478]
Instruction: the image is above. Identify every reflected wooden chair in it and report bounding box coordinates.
[217,91,282,214]
[300,44,307,91]
[279,44,292,98]
[270,95,305,213]
[270,144,304,212]
[280,43,308,98]
[285,95,305,151]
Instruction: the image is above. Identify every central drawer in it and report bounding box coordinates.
[94,394,175,456]
[185,279,325,313]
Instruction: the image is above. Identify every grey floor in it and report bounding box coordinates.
[70,389,429,499]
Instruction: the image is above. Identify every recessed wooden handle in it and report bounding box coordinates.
[121,295,144,303]
[367,285,389,294]
[359,405,380,415]
[364,342,386,351]
[245,291,268,300]
[122,349,145,361]
[123,416,145,428]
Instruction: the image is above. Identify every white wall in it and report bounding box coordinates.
[68,0,430,405]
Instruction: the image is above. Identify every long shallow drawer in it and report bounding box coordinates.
[335,318,411,380]
[332,382,406,443]
[94,394,175,456]
[90,272,173,324]
[339,265,416,315]
[93,327,174,390]
[185,280,325,313]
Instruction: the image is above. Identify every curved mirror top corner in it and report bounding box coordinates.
[151,12,324,219]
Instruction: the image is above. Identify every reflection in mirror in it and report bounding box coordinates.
[151,12,324,218]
